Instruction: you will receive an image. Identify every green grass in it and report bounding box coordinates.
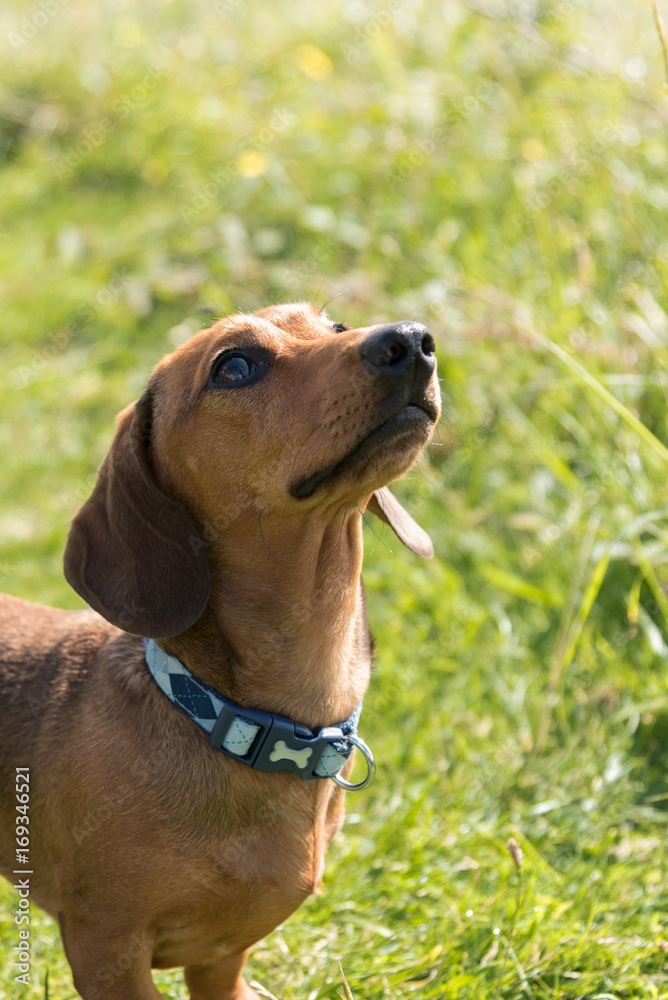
[2,0,668,996]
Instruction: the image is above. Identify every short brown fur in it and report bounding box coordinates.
[0,303,440,999]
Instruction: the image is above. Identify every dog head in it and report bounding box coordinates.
[64,303,441,637]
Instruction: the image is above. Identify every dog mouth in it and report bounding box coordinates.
[290,400,437,500]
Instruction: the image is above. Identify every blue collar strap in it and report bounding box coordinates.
[144,638,375,790]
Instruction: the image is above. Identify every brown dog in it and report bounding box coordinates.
[0,302,440,999]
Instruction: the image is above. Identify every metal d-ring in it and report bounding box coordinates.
[331,735,376,791]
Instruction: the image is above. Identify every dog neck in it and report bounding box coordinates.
[158,504,373,731]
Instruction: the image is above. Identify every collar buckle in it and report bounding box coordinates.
[209,703,356,782]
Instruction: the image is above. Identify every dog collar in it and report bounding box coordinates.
[144,638,375,790]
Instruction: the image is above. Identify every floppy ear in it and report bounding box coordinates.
[64,391,211,638]
[366,486,434,559]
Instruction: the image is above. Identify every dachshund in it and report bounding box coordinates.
[0,302,440,999]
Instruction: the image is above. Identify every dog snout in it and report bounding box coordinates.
[360,322,436,382]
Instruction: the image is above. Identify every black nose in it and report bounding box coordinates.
[360,322,435,380]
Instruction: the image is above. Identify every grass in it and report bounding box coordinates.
[1,0,668,996]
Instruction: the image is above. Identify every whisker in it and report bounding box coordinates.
[296,423,324,449]
[319,290,346,315]
[290,421,327,477]
[292,397,328,408]
[360,508,394,558]
[336,509,347,568]
[320,397,340,419]
[313,273,330,311]
[256,509,277,562]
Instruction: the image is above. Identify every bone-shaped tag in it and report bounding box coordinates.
[268,740,313,769]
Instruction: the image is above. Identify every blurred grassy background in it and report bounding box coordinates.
[1,0,668,997]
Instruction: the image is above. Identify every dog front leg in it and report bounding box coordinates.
[185,949,260,1000]
[58,911,161,1000]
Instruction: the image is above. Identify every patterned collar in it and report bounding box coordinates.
[144,638,375,790]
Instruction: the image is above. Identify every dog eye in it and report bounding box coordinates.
[331,322,349,333]
[212,354,257,384]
